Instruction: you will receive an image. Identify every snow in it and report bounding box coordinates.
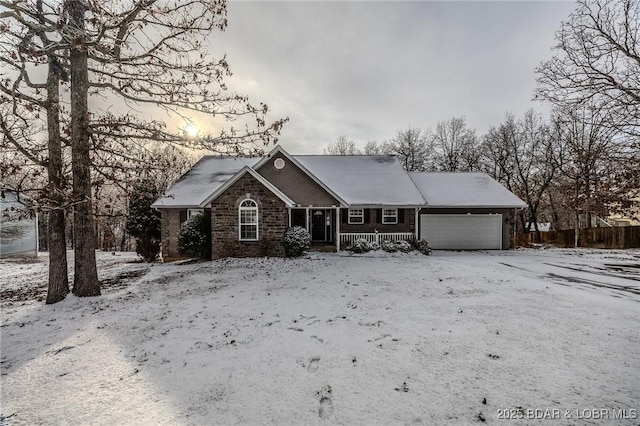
[2,249,639,425]
[151,156,260,208]
[409,172,527,208]
[295,155,426,206]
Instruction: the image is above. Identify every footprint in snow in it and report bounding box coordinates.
[318,385,334,419]
[308,356,320,374]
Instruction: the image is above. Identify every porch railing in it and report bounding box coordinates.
[340,232,415,247]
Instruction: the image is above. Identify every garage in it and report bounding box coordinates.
[420,214,502,250]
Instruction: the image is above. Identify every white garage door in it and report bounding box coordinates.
[420,214,502,250]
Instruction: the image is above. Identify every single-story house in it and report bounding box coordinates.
[0,186,39,258]
[152,146,526,260]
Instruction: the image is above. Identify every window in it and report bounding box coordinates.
[348,208,364,224]
[382,208,398,224]
[187,208,204,220]
[239,199,258,241]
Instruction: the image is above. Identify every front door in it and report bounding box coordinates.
[311,209,332,242]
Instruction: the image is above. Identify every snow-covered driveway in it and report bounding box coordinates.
[1,249,638,425]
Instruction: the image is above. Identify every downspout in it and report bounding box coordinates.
[335,206,340,252]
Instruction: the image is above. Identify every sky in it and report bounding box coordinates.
[194,1,578,154]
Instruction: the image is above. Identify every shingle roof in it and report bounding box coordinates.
[294,155,426,206]
[150,156,260,208]
[409,172,527,208]
[152,149,526,209]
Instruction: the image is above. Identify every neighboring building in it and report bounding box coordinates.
[0,186,38,258]
[608,192,640,227]
[152,146,526,260]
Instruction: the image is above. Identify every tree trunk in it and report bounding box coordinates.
[574,210,580,248]
[518,210,527,234]
[68,0,100,297]
[45,42,69,304]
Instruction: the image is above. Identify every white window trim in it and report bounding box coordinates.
[348,208,364,224]
[187,208,204,220]
[382,208,398,224]
[239,199,258,241]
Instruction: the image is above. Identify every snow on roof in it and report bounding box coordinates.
[294,155,426,206]
[409,172,527,208]
[151,156,260,208]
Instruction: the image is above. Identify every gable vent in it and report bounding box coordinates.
[274,158,286,170]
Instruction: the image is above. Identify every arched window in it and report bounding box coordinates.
[239,199,258,241]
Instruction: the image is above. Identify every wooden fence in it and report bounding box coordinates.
[515,226,640,249]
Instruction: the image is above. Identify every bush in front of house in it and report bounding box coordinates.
[396,240,413,253]
[284,226,312,257]
[178,212,211,260]
[349,238,372,253]
[380,239,398,253]
[415,239,432,255]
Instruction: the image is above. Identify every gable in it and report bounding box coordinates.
[256,151,340,207]
[202,166,294,208]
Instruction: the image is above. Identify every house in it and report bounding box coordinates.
[151,146,526,260]
[0,186,39,258]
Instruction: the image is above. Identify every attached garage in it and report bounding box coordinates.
[409,172,527,250]
[420,214,502,249]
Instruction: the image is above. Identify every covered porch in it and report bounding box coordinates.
[287,207,417,252]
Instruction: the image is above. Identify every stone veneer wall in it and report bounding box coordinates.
[211,173,287,259]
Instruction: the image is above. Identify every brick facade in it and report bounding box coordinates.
[210,173,287,259]
[160,208,187,262]
[340,208,415,234]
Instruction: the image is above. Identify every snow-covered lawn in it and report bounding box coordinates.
[1,249,638,425]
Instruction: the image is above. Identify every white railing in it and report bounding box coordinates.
[340,232,415,246]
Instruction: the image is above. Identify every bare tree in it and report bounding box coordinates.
[481,111,559,235]
[1,0,71,303]
[482,114,518,192]
[323,135,359,155]
[362,140,382,155]
[1,0,287,302]
[433,117,480,171]
[383,127,432,171]
[552,104,620,245]
[64,0,100,296]
[535,0,640,136]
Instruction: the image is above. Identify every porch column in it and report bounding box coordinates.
[335,206,340,252]
[415,207,419,240]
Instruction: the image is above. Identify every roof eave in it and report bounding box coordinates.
[420,204,527,209]
[151,203,203,209]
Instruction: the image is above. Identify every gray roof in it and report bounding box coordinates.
[409,172,527,208]
[151,156,260,208]
[295,155,426,206]
[152,150,525,209]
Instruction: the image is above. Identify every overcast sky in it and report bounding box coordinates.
[205,1,577,154]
